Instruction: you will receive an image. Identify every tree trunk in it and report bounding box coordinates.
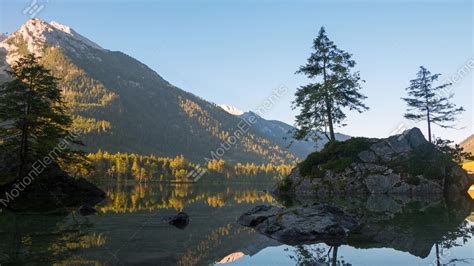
[326,100,336,141]
[322,55,336,142]
[435,243,440,266]
[423,70,432,144]
[17,103,29,179]
[332,246,338,266]
[18,75,34,179]
[427,108,432,143]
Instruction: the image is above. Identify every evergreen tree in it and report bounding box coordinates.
[403,66,464,143]
[293,27,368,141]
[149,162,159,179]
[434,138,473,164]
[131,157,141,179]
[0,54,84,179]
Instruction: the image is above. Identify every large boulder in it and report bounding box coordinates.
[275,128,470,200]
[238,204,359,246]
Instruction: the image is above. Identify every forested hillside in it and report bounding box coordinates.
[0,19,296,164]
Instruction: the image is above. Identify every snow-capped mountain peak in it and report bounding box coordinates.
[217,104,244,116]
[49,20,103,50]
[0,19,103,64]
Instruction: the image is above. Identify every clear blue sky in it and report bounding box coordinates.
[1,0,473,142]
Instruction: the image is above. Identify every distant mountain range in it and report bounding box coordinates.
[461,135,474,154]
[0,19,297,164]
[218,105,351,158]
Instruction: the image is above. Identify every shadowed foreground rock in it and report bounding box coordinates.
[78,204,98,216]
[0,163,105,212]
[238,204,359,246]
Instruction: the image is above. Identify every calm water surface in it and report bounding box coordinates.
[0,179,472,265]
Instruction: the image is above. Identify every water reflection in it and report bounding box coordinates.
[0,180,472,265]
[0,211,106,264]
[287,245,349,266]
[0,181,277,265]
[263,194,474,266]
[99,182,274,213]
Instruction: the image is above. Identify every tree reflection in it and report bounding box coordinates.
[289,245,351,266]
[0,211,104,265]
[433,220,474,266]
[98,183,274,213]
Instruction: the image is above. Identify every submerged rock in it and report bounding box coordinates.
[238,204,359,246]
[163,212,190,229]
[275,128,470,199]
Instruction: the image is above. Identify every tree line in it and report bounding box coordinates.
[84,151,293,182]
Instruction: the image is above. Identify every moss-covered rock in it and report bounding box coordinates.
[299,137,371,178]
[274,128,470,199]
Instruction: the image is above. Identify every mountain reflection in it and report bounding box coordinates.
[0,181,277,265]
[0,181,472,265]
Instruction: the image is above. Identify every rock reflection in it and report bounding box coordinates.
[278,194,474,266]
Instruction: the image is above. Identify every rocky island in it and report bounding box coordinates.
[274,128,470,200]
[239,128,473,248]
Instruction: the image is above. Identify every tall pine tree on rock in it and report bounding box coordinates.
[293,27,368,142]
[402,66,464,143]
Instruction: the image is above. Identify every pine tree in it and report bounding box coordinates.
[149,162,159,179]
[131,157,141,179]
[293,27,368,142]
[434,138,473,164]
[140,167,147,181]
[402,66,464,143]
[0,54,84,179]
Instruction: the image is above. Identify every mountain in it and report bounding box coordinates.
[240,112,350,158]
[0,19,296,164]
[460,135,474,154]
[217,104,244,116]
[218,107,350,158]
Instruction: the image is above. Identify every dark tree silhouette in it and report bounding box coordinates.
[293,27,368,142]
[0,54,84,180]
[402,66,464,143]
[434,138,473,164]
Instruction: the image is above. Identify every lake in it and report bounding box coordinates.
[0,179,473,265]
